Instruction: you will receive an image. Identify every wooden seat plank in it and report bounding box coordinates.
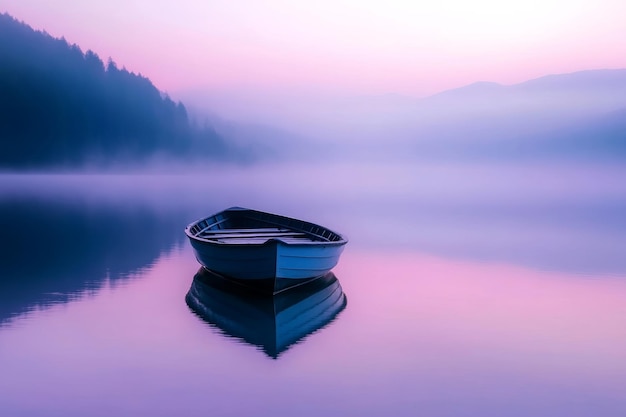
[202,231,307,239]
[211,236,320,244]
[202,227,287,234]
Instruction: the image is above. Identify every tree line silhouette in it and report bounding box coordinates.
[0,13,233,168]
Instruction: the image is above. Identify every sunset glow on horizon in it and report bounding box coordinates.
[3,0,626,96]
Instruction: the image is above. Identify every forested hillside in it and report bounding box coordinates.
[0,13,232,168]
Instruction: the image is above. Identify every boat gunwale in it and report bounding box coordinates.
[184,207,348,247]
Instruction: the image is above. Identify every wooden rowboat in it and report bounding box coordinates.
[184,207,348,294]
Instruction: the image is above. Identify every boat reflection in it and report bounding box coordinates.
[185,267,348,359]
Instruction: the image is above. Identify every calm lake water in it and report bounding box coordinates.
[1,163,625,417]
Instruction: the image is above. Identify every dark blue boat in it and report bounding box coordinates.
[185,207,348,294]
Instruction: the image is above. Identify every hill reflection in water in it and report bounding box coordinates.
[0,195,187,325]
[186,267,347,358]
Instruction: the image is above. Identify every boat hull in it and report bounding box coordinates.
[189,239,346,280]
[185,207,347,293]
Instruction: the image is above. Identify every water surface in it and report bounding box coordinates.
[1,164,625,416]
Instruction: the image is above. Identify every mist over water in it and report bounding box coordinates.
[2,158,625,276]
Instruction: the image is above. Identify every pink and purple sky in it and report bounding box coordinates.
[3,0,626,96]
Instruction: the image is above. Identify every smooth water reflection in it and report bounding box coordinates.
[1,245,624,417]
[186,268,347,358]
[0,194,187,325]
[0,169,625,417]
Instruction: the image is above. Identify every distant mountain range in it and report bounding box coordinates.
[430,69,626,98]
[0,13,245,169]
[419,68,626,123]
[395,69,626,161]
[180,68,626,162]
